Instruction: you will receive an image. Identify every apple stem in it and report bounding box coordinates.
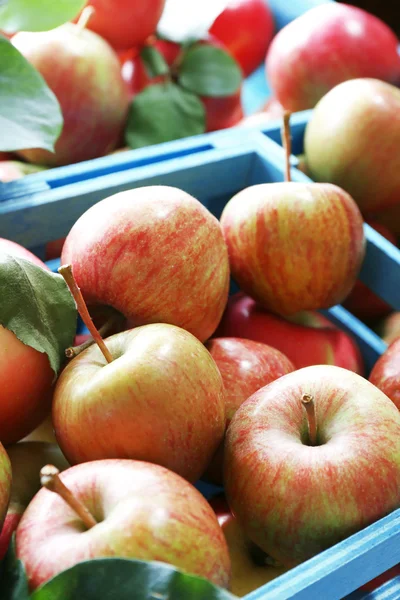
[76,5,95,33]
[59,264,114,364]
[281,111,292,183]
[40,465,97,530]
[301,393,317,446]
[65,312,124,359]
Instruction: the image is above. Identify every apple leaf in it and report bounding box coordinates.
[0,253,77,378]
[0,0,86,33]
[0,36,63,152]
[178,44,242,98]
[32,558,238,599]
[140,46,170,79]
[0,537,30,600]
[125,82,205,150]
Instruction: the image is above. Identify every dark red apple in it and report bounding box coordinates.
[216,292,364,373]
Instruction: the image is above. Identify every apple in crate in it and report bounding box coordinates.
[266,3,400,111]
[61,186,229,342]
[12,24,130,166]
[216,292,364,373]
[15,459,231,591]
[0,442,69,560]
[204,337,294,483]
[0,444,11,533]
[369,338,400,409]
[220,182,365,316]
[305,79,400,214]
[224,365,400,567]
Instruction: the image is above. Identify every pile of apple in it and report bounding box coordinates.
[2,107,400,597]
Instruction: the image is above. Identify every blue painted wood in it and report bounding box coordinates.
[347,576,400,600]
[266,0,333,30]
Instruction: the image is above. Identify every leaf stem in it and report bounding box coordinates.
[59,264,113,364]
[281,111,292,183]
[41,465,97,529]
[301,393,317,446]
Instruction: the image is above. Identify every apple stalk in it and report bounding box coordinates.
[301,393,317,446]
[281,111,292,183]
[58,264,114,363]
[65,312,124,358]
[40,465,97,529]
[76,5,96,33]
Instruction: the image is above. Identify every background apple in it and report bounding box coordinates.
[0,442,69,560]
[378,311,400,345]
[224,365,400,567]
[216,292,364,373]
[0,238,48,270]
[16,459,231,591]
[61,186,230,342]
[53,323,225,482]
[0,443,11,535]
[204,337,295,483]
[0,161,46,182]
[266,3,400,111]
[369,337,400,408]
[305,78,400,214]
[220,182,365,316]
[12,24,130,166]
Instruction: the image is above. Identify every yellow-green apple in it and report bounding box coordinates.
[75,0,166,51]
[15,459,231,591]
[0,161,46,182]
[266,4,400,111]
[0,442,69,560]
[52,323,225,481]
[0,444,11,537]
[0,242,54,445]
[305,78,400,214]
[12,24,130,166]
[216,292,364,373]
[210,495,288,597]
[369,338,400,408]
[224,365,400,567]
[204,337,295,483]
[61,186,230,342]
[220,182,365,316]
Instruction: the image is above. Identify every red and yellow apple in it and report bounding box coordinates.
[0,443,11,537]
[369,337,400,409]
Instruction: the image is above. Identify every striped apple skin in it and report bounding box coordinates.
[220,182,365,317]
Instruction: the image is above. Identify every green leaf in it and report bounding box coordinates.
[0,536,30,600]
[140,46,170,79]
[179,44,242,98]
[32,558,238,600]
[0,0,86,33]
[125,82,205,150]
[0,36,63,152]
[0,253,77,378]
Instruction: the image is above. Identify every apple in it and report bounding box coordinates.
[0,442,69,560]
[378,312,400,346]
[369,337,400,409]
[204,337,295,483]
[0,238,48,270]
[52,322,225,481]
[266,3,400,111]
[0,160,46,183]
[12,24,130,167]
[220,182,366,317]
[16,459,231,591]
[76,0,166,51]
[237,97,285,129]
[305,78,400,214]
[209,0,275,78]
[216,292,364,373]
[210,494,288,597]
[224,365,400,567]
[342,222,395,321]
[61,186,229,342]
[0,444,11,533]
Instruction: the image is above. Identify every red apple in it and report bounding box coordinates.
[220,182,366,316]
[16,459,231,591]
[305,78,400,214]
[61,186,229,342]
[224,365,400,567]
[12,24,130,166]
[0,241,54,445]
[0,442,69,560]
[369,337,400,409]
[76,0,166,51]
[53,323,225,481]
[0,444,11,535]
[342,222,396,321]
[210,494,288,597]
[210,0,275,77]
[216,292,364,373]
[204,337,295,483]
[266,3,400,111]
